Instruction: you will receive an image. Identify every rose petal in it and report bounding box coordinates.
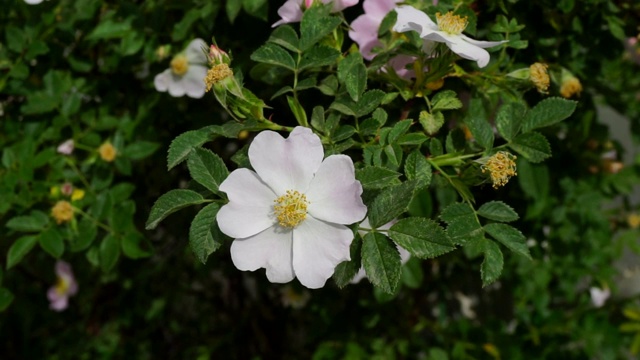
[460,35,508,49]
[306,155,366,225]
[230,226,295,284]
[182,64,208,99]
[249,127,324,195]
[185,38,208,64]
[364,0,401,18]
[153,69,172,92]
[292,216,353,288]
[218,169,277,238]
[272,0,303,27]
[349,14,381,60]
[50,296,69,311]
[330,0,358,12]
[446,37,492,68]
[393,5,437,35]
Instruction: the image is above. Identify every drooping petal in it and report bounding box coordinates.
[182,64,208,99]
[292,217,353,288]
[447,37,492,68]
[272,0,303,28]
[249,127,324,195]
[306,155,366,225]
[184,38,208,64]
[460,35,508,49]
[329,0,359,12]
[230,226,295,284]
[364,0,401,19]
[218,169,277,238]
[386,55,417,79]
[349,14,382,60]
[393,5,437,35]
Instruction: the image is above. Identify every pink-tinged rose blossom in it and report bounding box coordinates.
[350,217,411,284]
[349,0,403,60]
[217,127,367,289]
[272,0,359,28]
[60,182,73,197]
[57,139,74,155]
[47,261,78,312]
[393,5,507,68]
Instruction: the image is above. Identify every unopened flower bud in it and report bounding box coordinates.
[61,182,73,197]
[208,44,230,65]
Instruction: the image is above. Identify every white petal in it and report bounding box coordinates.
[292,217,353,289]
[350,268,367,284]
[399,245,411,264]
[230,226,295,284]
[460,35,508,49]
[249,127,324,195]
[153,69,172,92]
[217,169,277,238]
[306,155,366,225]
[393,5,437,35]
[185,38,208,64]
[272,0,303,28]
[447,38,491,68]
[182,64,208,99]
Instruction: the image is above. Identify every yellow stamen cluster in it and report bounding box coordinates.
[204,64,233,92]
[529,62,550,93]
[71,189,85,201]
[436,12,468,35]
[481,151,518,189]
[54,276,71,295]
[273,190,309,228]
[51,200,73,224]
[98,142,117,162]
[426,78,445,91]
[628,213,640,229]
[560,77,582,98]
[170,55,189,76]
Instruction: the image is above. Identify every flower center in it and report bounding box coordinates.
[481,151,517,189]
[529,62,550,93]
[170,55,189,76]
[204,63,234,92]
[436,12,468,35]
[273,190,309,228]
[55,277,70,295]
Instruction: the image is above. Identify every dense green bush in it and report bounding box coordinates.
[2,0,640,358]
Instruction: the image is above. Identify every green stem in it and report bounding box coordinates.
[65,158,92,191]
[73,206,112,233]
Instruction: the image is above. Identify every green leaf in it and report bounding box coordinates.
[226,0,243,22]
[431,90,462,111]
[440,203,483,245]
[250,43,296,71]
[242,0,268,20]
[521,97,577,133]
[146,189,209,230]
[121,232,153,259]
[0,288,14,311]
[99,234,120,272]
[404,150,432,189]
[70,219,98,252]
[368,180,417,228]
[387,119,412,144]
[477,201,519,222]
[517,158,549,199]
[338,52,367,101]
[362,232,401,294]
[496,102,525,142]
[356,166,401,189]
[269,25,300,52]
[480,239,504,287]
[86,18,132,40]
[356,90,386,117]
[5,26,26,53]
[39,228,65,258]
[6,236,38,269]
[187,148,229,195]
[419,111,444,136]
[508,132,551,163]
[388,218,455,258]
[123,141,159,161]
[484,223,531,260]
[466,99,494,150]
[189,203,225,264]
[310,106,326,133]
[333,237,363,288]
[299,6,341,51]
[167,126,217,170]
[299,45,341,71]
[5,213,49,232]
[287,95,308,126]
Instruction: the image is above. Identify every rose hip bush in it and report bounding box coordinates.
[2,0,640,358]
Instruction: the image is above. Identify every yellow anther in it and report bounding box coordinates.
[481,151,517,189]
[560,76,582,98]
[98,142,117,162]
[273,190,309,228]
[529,62,549,93]
[628,214,640,229]
[170,55,189,76]
[436,12,468,35]
[51,200,74,224]
[204,63,234,92]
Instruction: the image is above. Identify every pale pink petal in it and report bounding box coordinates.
[460,35,508,49]
[249,127,324,195]
[306,155,366,225]
[393,5,437,35]
[50,296,68,311]
[272,0,303,27]
[387,55,417,79]
[350,269,367,284]
[153,69,172,93]
[364,0,401,18]
[57,139,74,155]
[590,287,610,308]
[292,217,353,288]
[230,226,295,284]
[185,38,208,64]
[182,64,208,99]
[218,169,277,238]
[330,0,359,12]
[349,14,382,60]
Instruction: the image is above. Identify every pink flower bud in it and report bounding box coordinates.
[57,139,74,155]
[61,182,73,197]
[209,44,229,65]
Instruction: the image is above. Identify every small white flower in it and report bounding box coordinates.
[590,286,610,308]
[217,127,367,289]
[56,139,74,155]
[154,39,208,98]
[350,217,411,284]
[393,5,507,68]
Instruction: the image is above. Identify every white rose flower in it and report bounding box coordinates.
[393,5,507,68]
[217,127,367,289]
[350,217,411,284]
[154,39,208,98]
[590,286,610,308]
